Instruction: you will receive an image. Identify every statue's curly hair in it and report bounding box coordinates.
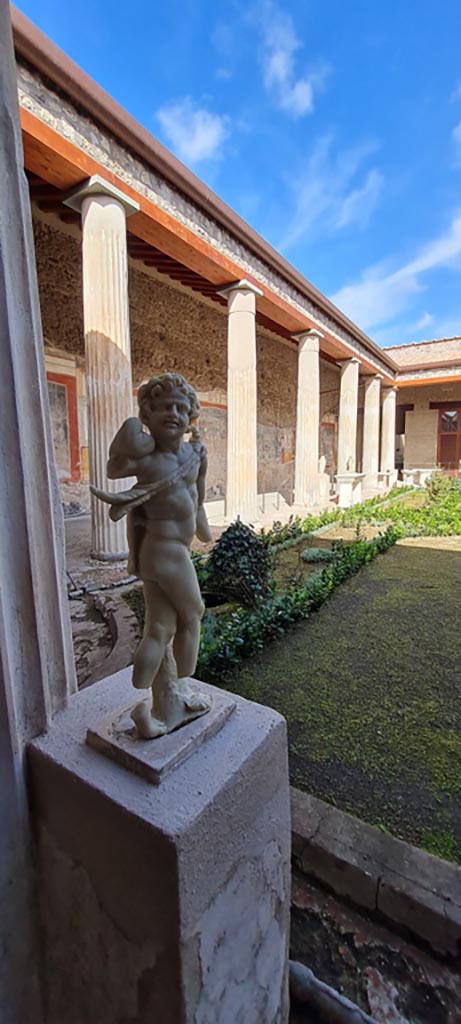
[137,373,200,427]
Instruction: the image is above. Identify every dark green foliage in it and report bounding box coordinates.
[190,550,209,590]
[204,518,272,608]
[301,547,335,564]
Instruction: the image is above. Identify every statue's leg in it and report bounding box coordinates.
[132,580,176,690]
[155,548,204,678]
[150,547,209,714]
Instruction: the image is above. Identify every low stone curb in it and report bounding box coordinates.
[291,787,461,957]
[84,586,140,686]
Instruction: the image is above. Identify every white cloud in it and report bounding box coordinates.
[335,169,384,229]
[156,99,229,164]
[411,311,434,331]
[374,312,460,349]
[452,121,461,166]
[259,2,328,117]
[331,214,461,331]
[278,135,383,249]
[216,67,233,80]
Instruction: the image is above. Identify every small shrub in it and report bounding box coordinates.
[205,518,272,608]
[301,547,334,564]
[425,472,452,503]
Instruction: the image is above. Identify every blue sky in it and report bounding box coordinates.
[16,0,461,348]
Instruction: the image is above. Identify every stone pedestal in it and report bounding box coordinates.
[28,668,291,1024]
[362,375,381,490]
[335,472,365,508]
[380,386,397,476]
[219,280,262,524]
[293,330,322,507]
[65,176,139,560]
[337,358,360,474]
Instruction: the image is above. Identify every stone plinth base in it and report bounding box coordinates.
[86,685,236,784]
[335,472,365,508]
[377,469,398,491]
[402,467,434,487]
[28,669,290,1024]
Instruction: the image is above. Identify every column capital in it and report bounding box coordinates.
[382,384,398,395]
[217,278,264,300]
[363,372,383,387]
[63,174,140,216]
[292,327,324,345]
[337,356,361,368]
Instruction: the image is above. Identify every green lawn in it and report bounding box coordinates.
[227,538,461,860]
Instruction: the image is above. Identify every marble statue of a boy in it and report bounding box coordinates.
[91,373,212,739]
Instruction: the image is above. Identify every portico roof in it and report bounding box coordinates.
[12,5,398,381]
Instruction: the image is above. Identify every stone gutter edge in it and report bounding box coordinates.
[290,786,461,958]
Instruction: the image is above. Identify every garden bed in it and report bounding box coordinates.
[227,536,461,861]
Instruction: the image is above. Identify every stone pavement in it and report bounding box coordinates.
[291,872,461,1023]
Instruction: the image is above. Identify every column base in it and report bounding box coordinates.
[91,548,129,562]
[335,473,365,508]
[28,668,291,1024]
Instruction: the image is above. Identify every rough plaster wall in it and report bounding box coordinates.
[257,337,297,499]
[319,361,340,419]
[33,217,84,355]
[129,267,227,389]
[396,382,461,408]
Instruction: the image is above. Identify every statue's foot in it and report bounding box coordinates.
[183,689,212,714]
[131,701,168,739]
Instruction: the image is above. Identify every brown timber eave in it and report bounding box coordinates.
[11,5,398,375]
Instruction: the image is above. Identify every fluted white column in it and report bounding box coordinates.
[218,279,263,522]
[362,375,382,489]
[381,386,397,472]
[293,329,323,506]
[337,357,360,473]
[65,176,139,558]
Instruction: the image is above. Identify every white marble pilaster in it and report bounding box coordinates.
[218,279,263,523]
[1,7,76,1017]
[362,375,382,489]
[293,329,323,506]
[337,357,360,474]
[381,386,398,475]
[65,176,139,559]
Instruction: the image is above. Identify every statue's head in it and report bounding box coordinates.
[137,373,200,440]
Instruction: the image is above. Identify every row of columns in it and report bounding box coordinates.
[63,175,397,556]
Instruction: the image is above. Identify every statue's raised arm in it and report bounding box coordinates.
[106,417,155,479]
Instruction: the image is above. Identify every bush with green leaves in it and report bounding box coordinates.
[424,471,453,503]
[301,546,335,563]
[204,518,272,608]
[190,550,209,590]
